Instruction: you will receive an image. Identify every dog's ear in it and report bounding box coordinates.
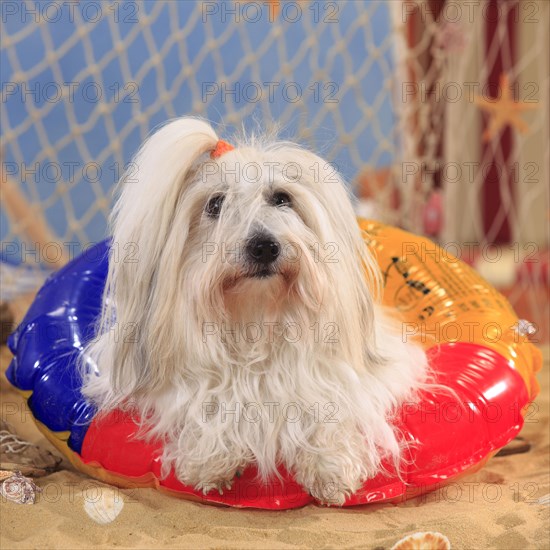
[111,118,218,266]
[95,118,219,396]
[277,146,384,371]
[312,157,384,372]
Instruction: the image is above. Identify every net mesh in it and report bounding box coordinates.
[1,0,548,337]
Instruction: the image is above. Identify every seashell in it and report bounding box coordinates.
[391,531,451,550]
[0,471,41,504]
[0,470,14,481]
[83,487,124,524]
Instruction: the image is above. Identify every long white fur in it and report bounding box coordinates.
[81,117,428,505]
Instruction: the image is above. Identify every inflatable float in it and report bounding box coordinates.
[6,219,542,509]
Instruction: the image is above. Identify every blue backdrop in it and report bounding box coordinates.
[1,0,396,255]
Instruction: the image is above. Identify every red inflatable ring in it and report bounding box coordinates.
[7,220,542,509]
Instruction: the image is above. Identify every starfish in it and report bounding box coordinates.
[474,74,538,142]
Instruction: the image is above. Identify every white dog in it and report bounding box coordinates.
[82,117,428,505]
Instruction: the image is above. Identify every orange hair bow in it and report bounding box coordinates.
[210,140,234,159]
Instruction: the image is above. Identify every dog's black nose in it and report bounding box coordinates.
[246,235,280,265]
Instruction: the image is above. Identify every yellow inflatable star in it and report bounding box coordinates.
[474,74,538,142]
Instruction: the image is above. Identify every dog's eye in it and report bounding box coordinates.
[205,194,225,218]
[271,192,292,208]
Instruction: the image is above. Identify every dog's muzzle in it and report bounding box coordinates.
[246,234,280,274]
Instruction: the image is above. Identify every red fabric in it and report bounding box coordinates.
[81,342,530,509]
[481,0,518,243]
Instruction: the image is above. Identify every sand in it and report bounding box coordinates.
[1,340,548,549]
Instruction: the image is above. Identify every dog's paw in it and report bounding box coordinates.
[294,450,367,506]
[196,478,234,496]
[307,478,352,507]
